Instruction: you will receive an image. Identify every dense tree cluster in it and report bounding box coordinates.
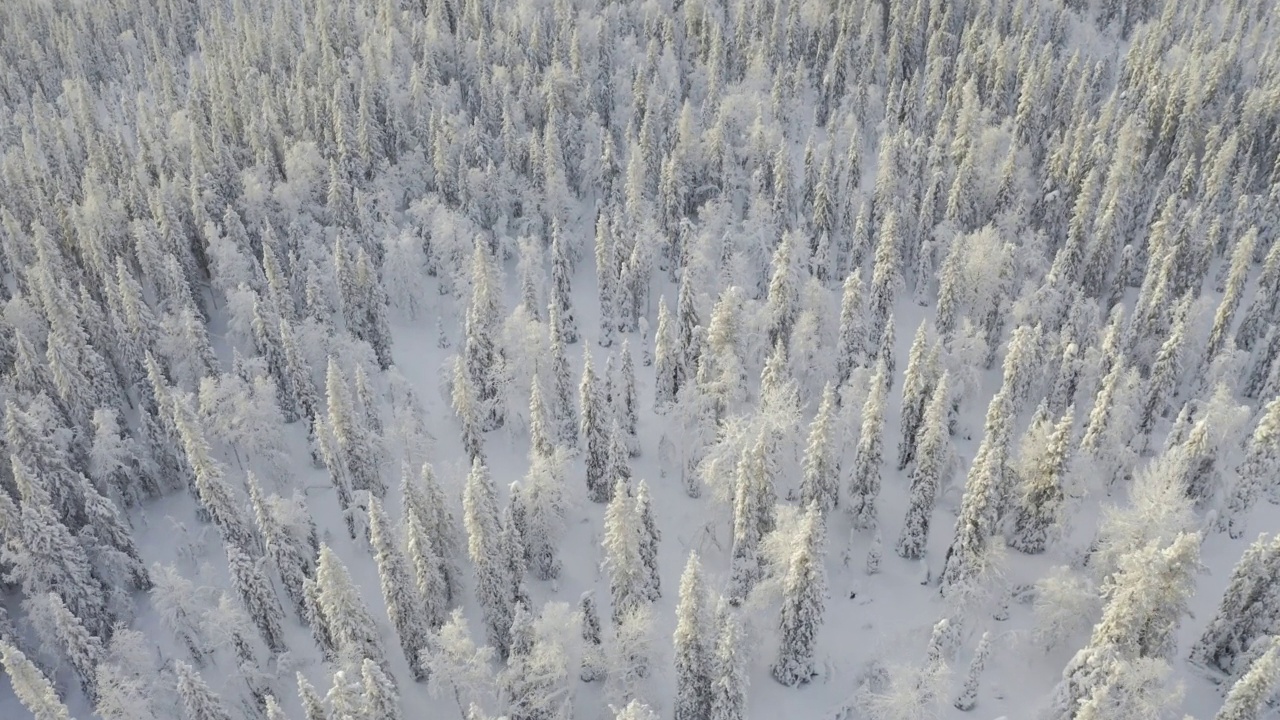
[0,0,1278,718]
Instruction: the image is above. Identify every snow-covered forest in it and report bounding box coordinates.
[1,0,1279,718]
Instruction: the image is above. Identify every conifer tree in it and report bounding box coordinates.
[654,295,679,413]
[248,474,314,622]
[172,394,260,555]
[225,542,287,654]
[316,544,390,676]
[673,552,712,720]
[465,239,507,431]
[582,348,611,503]
[676,272,701,394]
[499,504,531,611]
[897,374,950,560]
[849,361,888,531]
[369,498,431,680]
[452,355,486,464]
[604,480,645,625]
[263,696,287,720]
[464,458,513,659]
[34,591,103,702]
[953,631,992,711]
[175,660,234,720]
[403,509,448,632]
[580,591,606,682]
[636,480,661,601]
[835,271,866,391]
[549,305,579,448]
[620,340,640,456]
[773,504,827,687]
[362,657,402,720]
[729,441,765,605]
[1223,397,1280,538]
[1046,533,1201,720]
[867,210,902,351]
[800,383,840,513]
[898,320,933,470]
[403,462,461,607]
[1008,408,1075,554]
[552,223,579,344]
[297,675,327,720]
[1215,641,1280,720]
[938,388,1014,599]
[607,419,632,489]
[765,231,800,350]
[709,604,747,720]
[1191,534,1280,674]
[327,357,385,498]
[0,639,72,720]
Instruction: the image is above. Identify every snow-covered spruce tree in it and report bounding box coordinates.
[608,603,654,704]
[848,360,888,531]
[953,631,992,711]
[728,441,765,605]
[800,382,840,514]
[897,373,950,560]
[1202,228,1258,376]
[369,497,431,680]
[698,286,749,424]
[938,388,1014,599]
[465,238,507,431]
[551,219,579,345]
[1137,301,1190,441]
[898,319,933,470]
[499,503,531,610]
[620,340,640,456]
[29,591,102,702]
[765,230,801,350]
[278,316,321,459]
[874,313,896,391]
[171,394,260,555]
[297,674,327,720]
[1190,534,1280,674]
[403,508,448,632]
[835,271,867,392]
[596,214,619,348]
[582,348,612,503]
[1007,407,1075,554]
[607,419,632,489]
[636,480,661,601]
[224,541,287,655]
[604,479,645,625]
[403,462,462,608]
[247,474,313,622]
[263,695,286,720]
[654,295,679,413]
[521,440,568,581]
[316,543,391,676]
[1215,640,1280,720]
[867,209,902,354]
[327,357,385,498]
[773,503,827,687]
[452,354,487,464]
[175,660,234,720]
[709,603,747,720]
[1223,397,1280,538]
[1045,532,1201,720]
[548,301,579,448]
[673,552,712,720]
[464,457,514,660]
[0,639,72,720]
[676,268,702,391]
[362,657,402,720]
[580,591,606,682]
